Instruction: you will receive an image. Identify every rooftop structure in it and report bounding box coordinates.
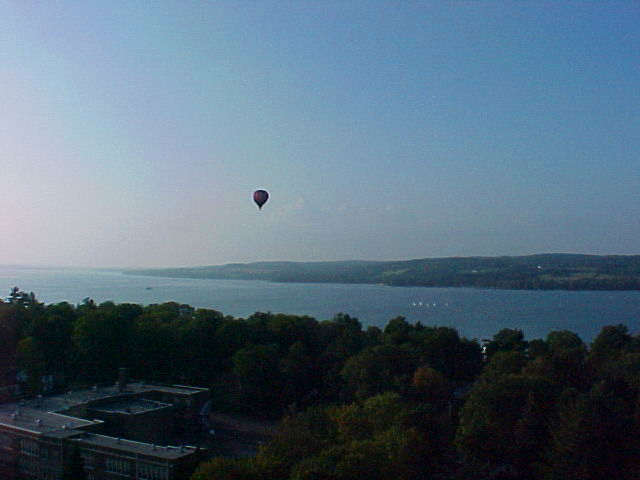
[0,374,209,479]
[91,398,170,415]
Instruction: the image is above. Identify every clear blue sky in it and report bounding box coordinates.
[1,2,638,267]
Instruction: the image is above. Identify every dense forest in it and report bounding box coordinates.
[1,288,640,479]
[127,253,640,291]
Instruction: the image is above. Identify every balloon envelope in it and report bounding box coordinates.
[253,190,269,209]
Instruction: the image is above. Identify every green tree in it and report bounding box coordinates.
[233,344,283,414]
[483,350,526,377]
[73,309,128,382]
[254,407,335,480]
[543,381,640,479]
[340,344,417,401]
[546,330,584,353]
[28,303,76,380]
[383,316,414,345]
[287,393,447,480]
[484,328,528,358]
[191,457,256,480]
[280,341,318,408]
[411,366,451,408]
[456,373,558,476]
[15,337,46,393]
[0,303,20,389]
[591,324,633,354]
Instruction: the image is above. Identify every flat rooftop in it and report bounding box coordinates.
[0,382,206,441]
[73,432,197,459]
[131,383,208,396]
[0,404,97,436]
[42,381,207,407]
[91,398,172,415]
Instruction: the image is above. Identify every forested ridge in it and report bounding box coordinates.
[2,288,640,479]
[127,253,640,290]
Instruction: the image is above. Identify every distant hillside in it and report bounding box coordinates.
[125,254,640,291]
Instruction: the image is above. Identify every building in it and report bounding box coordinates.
[0,371,209,480]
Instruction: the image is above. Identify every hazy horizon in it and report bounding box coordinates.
[3,250,639,271]
[2,3,638,268]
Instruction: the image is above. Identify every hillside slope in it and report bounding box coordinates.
[126,254,640,290]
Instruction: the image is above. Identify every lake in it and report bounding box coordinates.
[1,266,639,342]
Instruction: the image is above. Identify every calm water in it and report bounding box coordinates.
[1,267,639,342]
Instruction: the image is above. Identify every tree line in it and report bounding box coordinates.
[194,324,640,479]
[127,253,640,290]
[1,288,639,478]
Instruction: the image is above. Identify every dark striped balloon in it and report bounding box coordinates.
[253,189,269,210]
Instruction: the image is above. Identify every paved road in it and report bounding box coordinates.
[207,412,278,457]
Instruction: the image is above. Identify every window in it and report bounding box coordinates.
[40,446,59,460]
[81,451,94,468]
[19,438,39,456]
[137,462,168,480]
[40,467,62,480]
[0,451,15,465]
[17,456,39,475]
[50,448,61,461]
[106,457,130,476]
[0,433,12,449]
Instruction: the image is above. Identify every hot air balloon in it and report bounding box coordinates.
[253,189,269,210]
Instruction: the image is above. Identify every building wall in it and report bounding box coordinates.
[86,405,174,445]
[0,428,192,480]
[0,429,64,480]
[0,383,207,480]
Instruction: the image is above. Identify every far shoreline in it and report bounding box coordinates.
[124,254,640,292]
